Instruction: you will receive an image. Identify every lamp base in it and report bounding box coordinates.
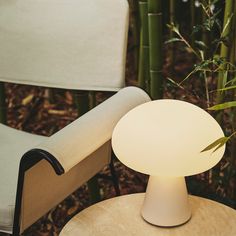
[141,176,191,227]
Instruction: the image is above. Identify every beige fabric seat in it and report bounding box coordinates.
[0,125,47,233]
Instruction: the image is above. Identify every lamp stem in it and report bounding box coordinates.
[141,175,191,227]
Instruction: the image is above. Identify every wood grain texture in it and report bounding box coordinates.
[60,193,236,236]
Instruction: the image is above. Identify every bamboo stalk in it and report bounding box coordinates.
[148,0,163,99]
[230,2,236,125]
[87,176,101,204]
[169,0,175,68]
[74,91,101,203]
[129,0,140,75]
[216,0,234,105]
[138,1,150,90]
[190,0,196,46]
[220,0,234,62]
[209,0,236,195]
[0,82,6,124]
[161,0,169,34]
[169,0,175,36]
[228,0,236,197]
[230,1,236,68]
[201,3,210,59]
[74,91,89,116]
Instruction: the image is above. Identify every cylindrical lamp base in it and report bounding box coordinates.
[141,176,191,227]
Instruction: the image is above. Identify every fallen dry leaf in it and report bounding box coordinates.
[22,94,34,106]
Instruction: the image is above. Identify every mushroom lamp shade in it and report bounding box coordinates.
[112,99,225,227]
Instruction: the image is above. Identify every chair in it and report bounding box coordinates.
[0,0,146,235]
[0,86,151,235]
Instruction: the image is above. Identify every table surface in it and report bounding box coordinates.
[60,193,236,236]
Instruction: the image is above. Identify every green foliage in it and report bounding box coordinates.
[201,130,236,153]
[167,0,236,157]
[201,136,229,153]
[165,37,183,44]
[194,40,208,49]
[208,101,236,110]
[164,0,236,206]
[167,0,236,109]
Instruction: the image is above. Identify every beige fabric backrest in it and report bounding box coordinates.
[0,0,129,91]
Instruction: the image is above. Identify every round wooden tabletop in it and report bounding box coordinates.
[60,193,236,236]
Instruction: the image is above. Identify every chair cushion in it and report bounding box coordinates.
[0,124,46,233]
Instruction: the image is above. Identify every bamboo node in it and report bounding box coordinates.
[150,70,163,73]
[148,13,162,16]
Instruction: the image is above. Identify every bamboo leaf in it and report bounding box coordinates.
[179,69,197,85]
[221,13,234,37]
[208,101,236,110]
[215,18,222,32]
[22,94,34,106]
[213,140,227,152]
[166,77,184,89]
[166,23,180,35]
[213,55,225,66]
[165,38,182,44]
[215,85,236,92]
[192,24,203,34]
[199,50,205,60]
[225,77,236,86]
[194,40,208,49]
[201,137,228,153]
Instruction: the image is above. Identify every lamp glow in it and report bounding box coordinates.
[112,99,225,227]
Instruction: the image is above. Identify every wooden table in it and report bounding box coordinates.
[60,193,236,236]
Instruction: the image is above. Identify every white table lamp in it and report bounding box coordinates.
[112,99,225,227]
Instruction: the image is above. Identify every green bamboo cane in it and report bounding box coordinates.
[220,0,234,62]
[214,0,235,164]
[129,0,140,75]
[169,0,175,69]
[0,82,6,124]
[138,1,150,90]
[74,91,89,116]
[211,0,236,192]
[190,0,196,46]
[148,0,163,99]
[230,1,236,68]
[216,0,234,106]
[74,91,101,204]
[201,3,210,60]
[227,1,236,194]
[230,2,236,128]
[169,0,175,37]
